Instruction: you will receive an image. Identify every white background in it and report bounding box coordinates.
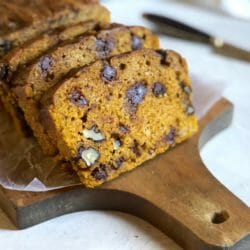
[0,0,249,249]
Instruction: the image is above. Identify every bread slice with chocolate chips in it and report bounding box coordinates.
[0,0,109,56]
[0,21,105,136]
[13,25,160,155]
[40,49,198,187]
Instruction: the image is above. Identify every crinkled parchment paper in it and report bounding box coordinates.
[0,75,226,192]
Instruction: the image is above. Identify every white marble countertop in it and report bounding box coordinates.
[0,0,249,249]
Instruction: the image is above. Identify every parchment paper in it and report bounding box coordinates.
[0,75,226,192]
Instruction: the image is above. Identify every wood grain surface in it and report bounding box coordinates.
[0,98,249,250]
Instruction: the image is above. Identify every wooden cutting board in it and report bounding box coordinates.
[0,98,249,250]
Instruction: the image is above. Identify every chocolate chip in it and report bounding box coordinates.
[39,55,53,74]
[0,64,11,81]
[111,133,120,139]
[126,82,147,113]
[96,38,115,58]
[166,128,176,145]
[111,133,121,140]
[119,64,126,70]
[119,123,130,133]
[81,111,88,123]
[152,82,167,97]
[180,81,192,95]
[112,156,125,170]
[102,64,117,82]
[46,72,55,81]
[131,35,143,50]
[132,140,141,156]
[0,40,13,53]
[91,164,108,180]
[156,49,171,66]
[69,89,89,107]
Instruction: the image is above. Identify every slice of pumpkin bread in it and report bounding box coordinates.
[13,25,160,155]
[41,49,198,187]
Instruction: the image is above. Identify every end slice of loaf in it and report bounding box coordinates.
[0,1,110,56]
[41,49,198,187]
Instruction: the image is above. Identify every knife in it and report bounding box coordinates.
[143,13,250,62]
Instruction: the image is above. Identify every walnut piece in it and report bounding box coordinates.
[83,126,105,141]
[80,148,100,167]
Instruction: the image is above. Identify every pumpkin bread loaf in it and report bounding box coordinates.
[13,25,160,155]
[0,0,109,55]
[0,0,110,134]
[0,1,109,56]
[0,21,105,135]
[40,49,198,187]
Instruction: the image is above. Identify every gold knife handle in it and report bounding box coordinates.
[211,37,250,62]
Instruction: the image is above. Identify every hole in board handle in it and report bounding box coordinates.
[211,210,229,224]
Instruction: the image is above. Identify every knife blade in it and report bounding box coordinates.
[143,13,250,62]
